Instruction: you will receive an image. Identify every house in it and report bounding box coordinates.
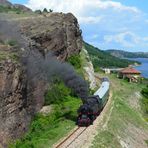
[101,68,123,74]
[118,67,141,82]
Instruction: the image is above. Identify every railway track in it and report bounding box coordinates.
[54,127,88,148]
[54,76,112,148]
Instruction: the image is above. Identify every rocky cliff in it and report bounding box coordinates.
[80,47,96,90]
[0,11,82,147]
[21,13,82,61]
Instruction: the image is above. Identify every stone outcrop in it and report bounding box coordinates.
[81,47,96,90]
[0,59,29,147]
[21,12,82,61]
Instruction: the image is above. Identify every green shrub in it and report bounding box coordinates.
[45,79,72,105]
[67,54,81,69]
[0,51,19,62]
[43,8,48,13]
[0,5,22,13]
[141,85,148,116]
[49,9,53,12]
[9,95,81,148]
[141,86,148,98]
[7,40,18,46]
[34,10,42,14]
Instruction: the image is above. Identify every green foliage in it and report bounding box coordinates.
[44,80,71,105]
[0,51,19,62]
[9,96,81,148]
[145,140,148,146]
[43,8,48,13]
[91,73,148,148]
[141,85,148,116]
[141,85,148,98]
[0,5,22,14]
[49,9,53,12]
[9,78,82,147]
[84,42,139,70]
[34,10,42,14]
[7,40,18,46]
[67,54,82,69]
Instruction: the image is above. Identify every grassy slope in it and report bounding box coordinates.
[84,42,140,70]
[91,72,148,148]
[9,96,82,148]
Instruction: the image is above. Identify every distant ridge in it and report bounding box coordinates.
[0,0,32,12]
[83,42,140,70]
[106,49,148,58]
[0,0,12,6]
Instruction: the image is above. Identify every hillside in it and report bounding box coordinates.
[106,49,148,58]
[0,0,32,13]
[0,4,84,147]
[84,42,140,70]
[1,1,148,148]
[91,72,148,148]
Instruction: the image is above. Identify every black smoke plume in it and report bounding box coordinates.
[24,49,88,101]
[0,18,88,101]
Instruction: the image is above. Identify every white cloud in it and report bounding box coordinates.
[25,0,140,23]
[104,31,140,47]
[26,0,140,12]
[78,16,103,24]
[25,0,148,51]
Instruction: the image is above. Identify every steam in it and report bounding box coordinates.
[0,18,88,101]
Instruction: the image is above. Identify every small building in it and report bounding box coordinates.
[118,67,141,82]
[101,68,124,74]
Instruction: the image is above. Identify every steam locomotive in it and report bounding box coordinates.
[77,77,110,126]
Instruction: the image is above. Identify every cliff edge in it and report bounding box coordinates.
[0,11,82,147]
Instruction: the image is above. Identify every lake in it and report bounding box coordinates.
[129,58,148,78]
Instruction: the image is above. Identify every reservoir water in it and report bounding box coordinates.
[129,58,148,78]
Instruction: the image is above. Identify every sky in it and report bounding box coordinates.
[9,0,148,52]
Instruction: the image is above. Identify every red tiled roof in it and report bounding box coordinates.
[120,67,141,74]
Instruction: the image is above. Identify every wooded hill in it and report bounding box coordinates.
[106,49,148,58]
[84,42,140,70]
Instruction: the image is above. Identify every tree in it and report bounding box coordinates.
[35,10,42,14]
[49,9,53,12]
[43,8,48,13]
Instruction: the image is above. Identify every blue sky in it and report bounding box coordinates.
[9,0,148,52]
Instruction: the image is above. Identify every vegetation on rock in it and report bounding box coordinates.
[0,5,22,13]
[67,54,82,69]
[9,80,81,148]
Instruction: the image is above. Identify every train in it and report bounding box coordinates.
[77,77,110,126]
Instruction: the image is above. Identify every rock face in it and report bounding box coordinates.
[0,12,82,147]
[21,13,82,61]
[81,47,96,89]
[0,59,29,147]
